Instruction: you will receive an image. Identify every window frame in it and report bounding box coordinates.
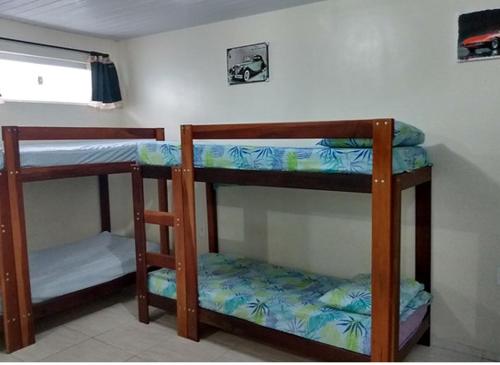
[0,53,92,106]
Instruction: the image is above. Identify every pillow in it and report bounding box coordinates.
[318,273,424,315]
[318,121,425,148]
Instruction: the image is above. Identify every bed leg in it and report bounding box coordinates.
[0,173,23,352]
[416,180,431,346]
[206,183,218,253]
[132,166,149,324]
[98,175,111,232]
[173,166,199,341]
[371,120,400,362]
[180,125,199,341]
[3,127,35,347]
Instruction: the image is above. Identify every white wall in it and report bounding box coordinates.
[0,19,136,249]
[122,0,500,359]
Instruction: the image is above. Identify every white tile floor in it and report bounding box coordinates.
[0,290,492,362]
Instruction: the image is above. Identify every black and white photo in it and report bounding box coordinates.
[227,42,268,85]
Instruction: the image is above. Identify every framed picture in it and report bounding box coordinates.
[227,42,269,85]
[458,9,500,62]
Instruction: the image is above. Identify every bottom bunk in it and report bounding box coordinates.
[146,253,431,358]
[1,232,158,317]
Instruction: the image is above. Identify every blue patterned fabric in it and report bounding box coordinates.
[148,253,431,354]
[318,273,424,315]
[318,121,425,148]
[137,141,430,174]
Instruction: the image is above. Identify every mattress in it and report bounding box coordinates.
[0,138,430,175]
[0,140,140,169]
[137,141,430,174]
[148,253,431,355]
[27,231,157,303]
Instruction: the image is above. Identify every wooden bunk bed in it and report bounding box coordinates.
[132,118,432,362]
[0,126,168,353]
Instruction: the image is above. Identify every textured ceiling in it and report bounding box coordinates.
[0,0,321,40]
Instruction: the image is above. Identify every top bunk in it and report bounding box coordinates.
[0,126,164,182]
[138,119,432,193]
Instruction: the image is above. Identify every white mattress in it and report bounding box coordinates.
[0,140,141,169]
[27,231,157,303]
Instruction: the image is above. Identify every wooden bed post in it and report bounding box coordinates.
[416,179,431,346]
[98,175,111,232]
[0,172,23,352]
[371,119,400,362]
[155,129,170,255]
[171,167,189,337]
[206,183,219,253]
[2,127,35,347]
[180,125,199,341]
[132,165,149,324]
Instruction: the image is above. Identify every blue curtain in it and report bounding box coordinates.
[90,54,122,107]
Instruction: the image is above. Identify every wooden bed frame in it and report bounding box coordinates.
[0,126,167,353]
[132,118,432,362]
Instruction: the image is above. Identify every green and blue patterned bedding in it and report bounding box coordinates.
[148,253,431,355]
[319,121,425,148]
[137,141,430,174]
[318,273,425,315]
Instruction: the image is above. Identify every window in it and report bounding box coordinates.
[0,55,91,104]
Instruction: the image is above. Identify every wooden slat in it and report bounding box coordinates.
[397,166,432,190]
[146,252,175,269]
[180,125,199,341]
[142,164,431,194]
[141,165,173,179]
[20,162,134,182]
[205,183,219,253]
[195,168,372,193]
[32,273,135,319]
[371,119,399,362]
[142,165,372,193]
[0,172,23,352]
[132,165,149,324]
[155,128,170,255]
[147,294,368,362]
[8,126,158,141]
[416,179,432,346]
[144,210,175,226]
[2,128,35,347]
[148,292,177,313]
[98,175,111,232]
[190,119,378,139]
[200,308,369,362]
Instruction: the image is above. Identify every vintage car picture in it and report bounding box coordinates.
[227,42,268,85]
[458,9,500,62]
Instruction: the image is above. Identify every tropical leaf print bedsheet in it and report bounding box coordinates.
[137,141,430,174]
[148,253,431,355]
[318,121,425,148]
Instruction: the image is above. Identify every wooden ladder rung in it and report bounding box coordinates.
[146,252,175,269]
[144,210,175,226]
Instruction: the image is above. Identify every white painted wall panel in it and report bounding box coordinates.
[122,0,500,358]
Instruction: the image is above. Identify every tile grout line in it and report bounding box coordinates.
[10,325,92,362]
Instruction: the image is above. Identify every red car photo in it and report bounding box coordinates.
[458,9,500,61]
[461,31,500,55]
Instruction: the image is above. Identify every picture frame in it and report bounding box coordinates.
[458,9,500,62]
[227,42,269,85]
